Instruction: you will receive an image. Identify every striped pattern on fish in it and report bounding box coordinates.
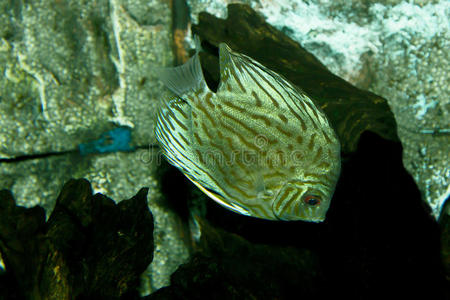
[155,41,341,222]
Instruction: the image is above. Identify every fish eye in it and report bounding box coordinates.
[303,195,321,206]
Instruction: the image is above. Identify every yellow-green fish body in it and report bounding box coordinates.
[155,42,340,222]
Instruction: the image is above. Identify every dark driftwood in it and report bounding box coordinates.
[0,179,153,299]
[147,216,324,299]
[192,4,398,153]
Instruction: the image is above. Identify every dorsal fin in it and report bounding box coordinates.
[217,43,253,94]
[159,49,208,97]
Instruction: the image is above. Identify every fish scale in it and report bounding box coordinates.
[156,41,341,222]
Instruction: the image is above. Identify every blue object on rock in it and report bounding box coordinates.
[79,127,134,155]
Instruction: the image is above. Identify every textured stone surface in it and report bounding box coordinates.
[0,0,172,158]
[0,155,77,213]
[0,0,114,158]
[0,0,187,295]
[367,17,449,219]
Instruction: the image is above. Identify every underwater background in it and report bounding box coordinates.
[0,0,448,298]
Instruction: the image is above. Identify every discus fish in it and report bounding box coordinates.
[155,42,341,222]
